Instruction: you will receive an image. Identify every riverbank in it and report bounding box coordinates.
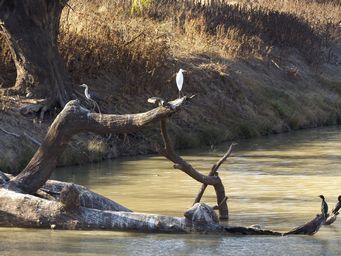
[0,0,341,173]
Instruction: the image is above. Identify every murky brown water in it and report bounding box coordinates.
[1,126,341,255]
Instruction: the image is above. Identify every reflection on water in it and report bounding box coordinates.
[1,126,341,255]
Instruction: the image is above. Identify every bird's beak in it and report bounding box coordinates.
[183,70,187,73]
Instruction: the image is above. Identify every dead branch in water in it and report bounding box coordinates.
[159,118,229,220]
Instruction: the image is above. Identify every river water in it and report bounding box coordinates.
[1,127,341,255]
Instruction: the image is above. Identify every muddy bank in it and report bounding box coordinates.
[1,45,341,174]
[1,0,341,173]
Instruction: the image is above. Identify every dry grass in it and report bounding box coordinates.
[143,0,340,62]
[0,0,341,167]
[0,0,339,89]
[58,0,171,93]
[0,34,15,88]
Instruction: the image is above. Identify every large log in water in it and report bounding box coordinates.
[0,171,330,235]
[0,188,281,235]
[0,97,332,235]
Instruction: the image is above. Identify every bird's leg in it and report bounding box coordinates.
[178,91,181,99]
[123,133,129,145]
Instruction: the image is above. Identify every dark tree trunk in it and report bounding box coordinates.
[0,0,72,106]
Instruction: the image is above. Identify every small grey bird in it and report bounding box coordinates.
[80,84,101,114]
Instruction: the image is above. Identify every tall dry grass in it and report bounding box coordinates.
[0,0,339,89]
[0,34,15,88]
[58,0,171,93]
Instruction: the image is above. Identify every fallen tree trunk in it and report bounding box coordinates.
[0,188,281,235]
[41,180,131,212]
[1,171,131,212]
[0,97,333,236]
[0,182,330,236]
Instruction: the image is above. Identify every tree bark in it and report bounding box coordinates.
[0,188,282,235]
[0,96,330,235]
[193,144,234,205]
[159,119,230,220]
[0,0,71,106]
[7,97,190,195]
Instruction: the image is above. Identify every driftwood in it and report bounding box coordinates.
[0,187,281,235]
[194,143,235,207]
[0,181,330,236]
[0,97,337,235]
[6,97,191,195]
[159,119,229,220]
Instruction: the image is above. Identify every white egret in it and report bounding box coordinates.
[80,84,101,115]
[176,68,186,98]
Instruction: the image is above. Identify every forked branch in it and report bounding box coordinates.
[194,143,236,205]
[159,118,229,219]
[7,97,190,195]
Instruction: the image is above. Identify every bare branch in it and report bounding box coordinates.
[159,119,221,185]
[8,97,190,195]
[194,143,236,205]
[159,118,229,219]
[212,143,237,173]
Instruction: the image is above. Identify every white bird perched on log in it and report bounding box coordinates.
[176,68,186,98]
[80,84,101,114]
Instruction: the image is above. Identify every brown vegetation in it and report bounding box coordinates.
[0,0,341,169]
[2,0,340,89]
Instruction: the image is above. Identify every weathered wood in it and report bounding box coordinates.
[6,97,190,195]
[0,172,331,235]
[42,179,131,212]
[0,189,281,235]
[0,95,334,236]
[159,119,229,219]
[185,203,219,225]
[194,144,235,205]
[59,184,81,212]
